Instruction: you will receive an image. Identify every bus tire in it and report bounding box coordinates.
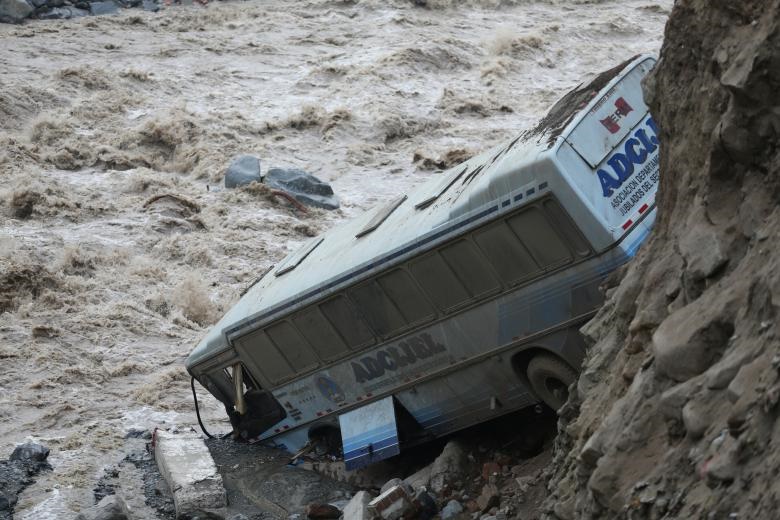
[526,354,577,411]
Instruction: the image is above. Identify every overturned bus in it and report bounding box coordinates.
[186,55,660,470]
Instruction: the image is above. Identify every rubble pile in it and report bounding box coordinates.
[541,2,780,518]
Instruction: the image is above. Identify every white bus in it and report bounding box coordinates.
[186,55,660,470]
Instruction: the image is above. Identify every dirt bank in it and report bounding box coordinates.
[542,2,780,518]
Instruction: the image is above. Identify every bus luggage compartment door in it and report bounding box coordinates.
[339,396,401,470]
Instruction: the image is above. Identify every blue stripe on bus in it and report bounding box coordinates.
[342,424,398,453]
[343,436,399,462]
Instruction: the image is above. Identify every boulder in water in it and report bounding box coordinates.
[9,442,49,462]
[0,0,33,23]
[89,0,119,15]
[224,155,262,189]
[37,5,88,18]
[263,167,339,210]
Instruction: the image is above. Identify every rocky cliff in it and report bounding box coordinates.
[543,1,780,518]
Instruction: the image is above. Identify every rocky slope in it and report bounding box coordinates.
[542,1,780,518]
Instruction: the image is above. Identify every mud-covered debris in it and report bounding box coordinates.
[305,503,341,519]
[523,55,638,146]
[74,495,130,520]
[412,148,474,171]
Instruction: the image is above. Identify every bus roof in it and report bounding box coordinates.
[186,55,650,369]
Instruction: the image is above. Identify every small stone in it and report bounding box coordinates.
[306,503,341,519]
[476,483,499,512]
[514,476,533,493]
[224,155,262,189]
[440,500,463,520]
[412,489,437,520]
[481,462,501,481]
[380,478,405,495]
[367,485,414,520]
[682,400,711,439]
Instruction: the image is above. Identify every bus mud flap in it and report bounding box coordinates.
[338,396,401,471]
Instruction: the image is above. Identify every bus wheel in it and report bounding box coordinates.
[526,354,577,411]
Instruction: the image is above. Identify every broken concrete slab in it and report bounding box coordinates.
[343,491,375,520]
[153,429,226,518]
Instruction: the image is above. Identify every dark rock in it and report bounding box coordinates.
[74,495,130,520]
[10,442,49,462]
[412,489,438,520]
[0,0,33,23]
[89,0,118,15]
[28,0,47,9]
[263,167,340,210]
[37,5,88,18]
[225,155,262,189]
[140,0,156,11]
[305,503,341,519]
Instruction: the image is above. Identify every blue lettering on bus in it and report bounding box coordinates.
[352,333,447,384]
[597,116,660,197]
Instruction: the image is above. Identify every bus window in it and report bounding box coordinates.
[542,199,592,258]
[439,239,501,298]
[235,329,294,384]
[473,221,541,285]
[409,252,470,311]
[377,268,436,325]
[507,207,572,269]
[292,307,350,362]
[320,295,376,349]
[347,281,407,338]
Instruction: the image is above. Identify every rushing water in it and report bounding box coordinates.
[0,0,670,516]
